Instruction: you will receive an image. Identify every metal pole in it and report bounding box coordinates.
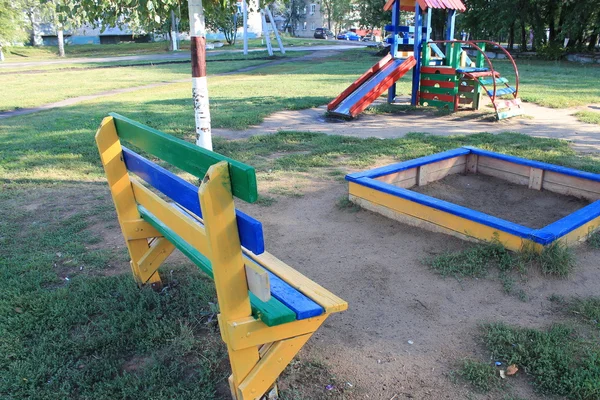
[243,0,248,55]
[188,0,213,150]
[261,10,273,56]
[411,3,422,106]
[265,5,285,54]
[387,0,400,103]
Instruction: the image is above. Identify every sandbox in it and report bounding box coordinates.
[346,147,600,251]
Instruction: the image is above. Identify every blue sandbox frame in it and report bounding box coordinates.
[346,147,600,246]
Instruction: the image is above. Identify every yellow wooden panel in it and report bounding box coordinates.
[95,116,160,286]
[558,216,600,245]
[225,315,325,351]
[237,333,313,399]
[245,263,271,303]
[130,179,210,256]
[137,238,175,283]
[199,162,260,390]
[122,219,162,240]
[349,182,527,251]
[245,251,348,314]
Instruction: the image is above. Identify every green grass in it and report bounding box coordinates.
[429,239,575,280]
[483,322,600,399]
[0,51,310,73]
[336,196,361,212]
[458,359,500,392]
[2,37,339,62]
[0,58,270,112]
[574,110,600,125]
[0,185,227,399]
[588,231,600,249]
[494,59,600,108]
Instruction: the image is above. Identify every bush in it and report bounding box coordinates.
[536,43,567,60]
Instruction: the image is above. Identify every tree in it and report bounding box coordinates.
[0,0,27,61]
[281,0,304,35]
[357,0,389,33]
[205,0,242,45]
[320,0,353,32]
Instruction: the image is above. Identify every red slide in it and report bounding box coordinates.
[328,55,416,118]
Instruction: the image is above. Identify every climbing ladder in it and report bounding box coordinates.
[421,40,522,120]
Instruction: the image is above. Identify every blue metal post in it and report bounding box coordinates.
[387,0,400,103]
[446,10,456,40]
[426,7,432,41]
[410,3,422,106]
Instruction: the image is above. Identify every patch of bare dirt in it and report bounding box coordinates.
[234,177,600,399]
[411,173,590,228]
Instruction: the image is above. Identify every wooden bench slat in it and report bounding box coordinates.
[110,112,258,203]
[138,205,296,327]
[246,251,349,314]
[123,147,265,254]
[171,203,324,320]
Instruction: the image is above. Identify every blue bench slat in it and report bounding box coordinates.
[262,266,323,319]
[487,87,516,97]
[122,146,265,255]
[170,203,324,320]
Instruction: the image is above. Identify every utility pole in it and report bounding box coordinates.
[188,0,212,150]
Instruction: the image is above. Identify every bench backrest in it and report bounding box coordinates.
[96,114,348,400]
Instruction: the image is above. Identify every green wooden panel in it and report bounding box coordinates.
[497,108,523,120]
[421,86,456,95]
[420,99,453,109]
[479,77,508,85]
[138,205,296,326]
[420,73,457,82]
[110,113,258,203]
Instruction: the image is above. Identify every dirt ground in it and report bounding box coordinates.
[236,180,600,400]
[411,173,590,229]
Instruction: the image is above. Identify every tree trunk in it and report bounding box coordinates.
[588,33,598,51]
[547,0,557,43]
[188,0,212,150]
[0,47,4,62]
[520,20,526,51]
[57,29,65,57]
[509,22,515,50]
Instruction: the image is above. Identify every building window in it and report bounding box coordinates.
[310,4,316,14]
[303,6,306,14]
[311,22,315,30]
[303,22,307,30]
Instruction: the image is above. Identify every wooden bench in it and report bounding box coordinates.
[95,113,347,399]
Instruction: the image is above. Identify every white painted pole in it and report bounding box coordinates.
[243,0,248,55]
[265,5,285,54]
[188,0,213,150]
[261,10,273,56]
[170,10,179,51]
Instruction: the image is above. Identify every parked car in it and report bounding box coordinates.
[336,31,361,41]
[314,28,334,39]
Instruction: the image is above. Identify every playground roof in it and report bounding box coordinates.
[388,0,466,12]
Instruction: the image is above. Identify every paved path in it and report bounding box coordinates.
[0,44,366,69]
[0,50,342,120]
[215,97,600,153]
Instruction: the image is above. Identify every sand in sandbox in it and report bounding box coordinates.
[410,173,590,229]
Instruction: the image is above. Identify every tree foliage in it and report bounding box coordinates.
[461,0,600,52]
[204,0,241,44]
[0,0,27,49]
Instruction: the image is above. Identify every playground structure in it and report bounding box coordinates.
[328,0,523,120]
[346,148,600,252]
[96,114,347,400]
